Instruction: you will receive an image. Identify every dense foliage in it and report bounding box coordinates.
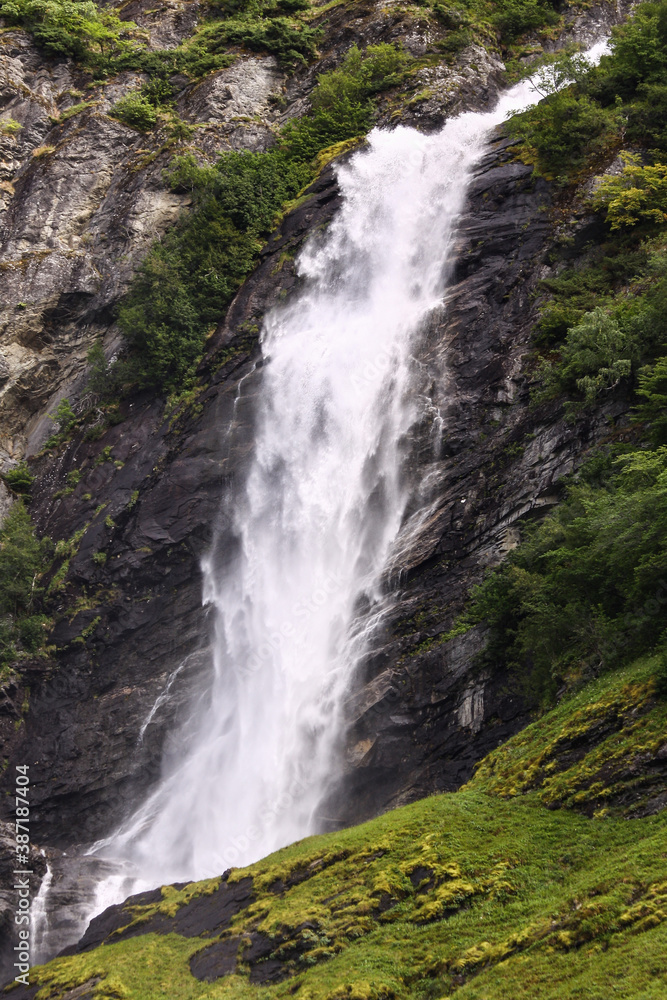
[116,43,410,392]
[0,501,52,674]
[0,0,319,76]
[507,1,667,180]
[470,449,667,700]
[0,0,137,63]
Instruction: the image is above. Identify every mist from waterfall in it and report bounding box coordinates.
[32,38,610,961]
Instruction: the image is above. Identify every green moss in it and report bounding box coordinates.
[50,100,96,124]
[468,654,667,813]
[25,759,667,1000]
[72,614,101,644]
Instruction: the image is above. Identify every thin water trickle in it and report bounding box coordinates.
[33,37,611,961]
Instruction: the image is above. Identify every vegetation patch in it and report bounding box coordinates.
[468,654,667,815]
[22,752,667,999]
[112,42,411,393]
[0,501,53,681]
[507,2,667,182]
[465,446,667,701]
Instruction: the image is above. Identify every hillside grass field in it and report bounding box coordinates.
[14,655,666,1000]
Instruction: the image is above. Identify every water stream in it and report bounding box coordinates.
[33,38,610,962]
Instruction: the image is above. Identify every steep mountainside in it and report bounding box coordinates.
[0,0,628,847]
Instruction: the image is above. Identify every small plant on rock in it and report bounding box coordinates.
[110,91,159,131]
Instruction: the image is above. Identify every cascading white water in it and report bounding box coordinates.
[34,38,611,955]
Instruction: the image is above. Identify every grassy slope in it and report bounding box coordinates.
[14,657,667,1000]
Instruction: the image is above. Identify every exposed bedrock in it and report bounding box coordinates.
[0,133,627,854]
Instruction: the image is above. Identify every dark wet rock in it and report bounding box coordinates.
[69,875,254,953]
[190,937,240,981]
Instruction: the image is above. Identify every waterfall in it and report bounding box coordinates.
[35,38,610,956]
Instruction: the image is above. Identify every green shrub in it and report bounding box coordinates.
[3,463,35,496]
[86,342,117,401]
[49,398,78,435]
[506,90,616,179]
[281,43,408,159]
[212,14,320,66]
[0,503,51,618]
[0,118,22,136]
[470,447,667,701]
[0,502,52,671]
[0,0,139,65]
[594,153,667,230]
[18,614,50,653]
[534,251,667,404]
[507,1,667,179]
[635,356,667,445]
[589,0,667,105]
[110,91,159,131]
[493,0,558,41]
[436,27,471,55]
[431,3,464,30]
[537,307,637,402]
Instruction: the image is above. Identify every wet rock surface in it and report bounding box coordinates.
[0,131,628,852]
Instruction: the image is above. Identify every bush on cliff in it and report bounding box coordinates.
[0,501,52,675]
[469,446,667,701]
[493,0,559,41]
[0,0,319,75]
[109,90,159,131]
[0,0,139,64]
[507,1,667,179]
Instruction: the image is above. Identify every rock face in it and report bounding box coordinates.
[0,129,627,848]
